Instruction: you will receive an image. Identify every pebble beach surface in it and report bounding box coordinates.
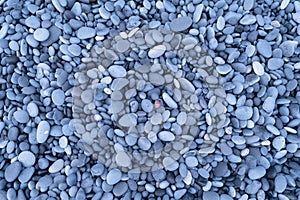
[0,0,300,200]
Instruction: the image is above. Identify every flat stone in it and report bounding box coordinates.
[279,40,298,57]
[49,159,64,173]
[262,97,276,113]
[243,0,254,10]
[193,4,204,23]
[13,110,29,123]
[162,93,178,109]
[216,64,232,74]
[214,162,228,177]
[76,27,96,39]
[141,99,153,113]
[113,182,128,197]
[158,131,175,142]
[138,137,151,151]
[106,169,122,185]
[71,2,82,16]
[91,163,105,176]
[59,136,68,148]
[36,121,50,143]
[27,102,39,117]
[118,113,137,127]
[280,0,290,9]
[108,65,126,78]
[203,191,220,200]
[148,45,166,58]
[248,166,266,180]
[272,136,285,150]
[240,14,256,25]
[177,112,187,125]
[18,167,34,183]
[116,151,131,167]
[216,16,225,30]
[115,40,130,53]
[25,16,40,29]
[257,40,272,58]
[231,135,246,145]
[41,26,61,46]
[185,156,198,168]
[178,78,195,93]
[68,44,81,56]
[170,16,193,32]
[18,151,35,167]
[235,106,253,120]
[52,0,65,13]
[252,61,265,76]
[51,89,65,106]
[174,189,187,200]
[33,28,50,42]
[5,161,22,182]
[275,174,287,193]
[267,58,284,70]
[37,175,53,188]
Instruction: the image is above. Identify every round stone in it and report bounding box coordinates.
[51,89,65,106]
[37,121,50,143]
[252,61,264,76]
[76,27,96,39]
[248,166,266,180]
[151,113,163,125]
[138,137,151,151]
[108,65,126,78]
[116,151,131,167]
[115,40,130,53]
[113,182,128,197]
[18,151,35,167]
[235,106,253,120]
[27,102,39,117]
[203,191,220,200]
[49,159,64,173]
[158,131,175,142]
[118,114,137,127]
[106,169,122,185]
[59,136,68,148]
[141,99,153,113]
[170,16,193,32]
[4,161,22,182]
[275,174,287,193]
[13,110,29,123]
[148,45,166,58]
[177,112,187,125]
[272,136,285,150]
[257,40,272,58]
[33,28,50,42]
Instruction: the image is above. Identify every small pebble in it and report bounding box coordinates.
[170,16,193,32]
[18,151,35,167]
[49,159,64,173]
[33,28,50,42]
[106,169,122,185]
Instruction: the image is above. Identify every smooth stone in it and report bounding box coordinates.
[145,184,155,193]
[13,110,29,123]
[59,136,68,148]
[18,151,35,167]
[231,136,246,145]
[110,101,124,114]
[108,65,126,78]
[275,174,287,193]
[41,26,61,46]
[118,114,137,127]
[151,113,163,125]
[106,169,122,185]
[33,28,50,42]
[71,2,82,16]
[36,121,50,143]
[91,163,104,176]
[163,157,179,171]
[216,16,225,30]
[279,40,298,57]
[138,137,151,151]
[267,58,284,70]
[243,0,254,10]
[148,45,166,58]
[37,175,53,188]
[240,14,256,25]
[245,181,261,195]
[116,151,131,167]
[170,16,193,32]
[49,159,64,173]
[252,61,264,76]
[149,72,165,85]
[257,40,272,58]
[178,78,195,93]
[203,191,220,200]
[52,0,65,13]
[25,16,40,29]
[50,126,62,137]
[185,156,198,168]
[216,65,232,75]
[262,97,275,113]
[68,44,81,56]
[235,106,253,120]
[174,189,187,200]
[27,102,39,117]
[18,167,34,183]
[280,0,290,9]
[0,23,9,39]
[158,131,175,142]
[193,4,204,23]
[52,89,65,106]
[214,162,228,177]
[76,27,96,39]
[115,40,130,53]
[177,112,187,125]
[266,125,280,135]
[141,99,153,113]
[5,161,22,182]
[272,136,285,150]
[113,182,128,197]
[248,166,266,180]
[162,93,178,109]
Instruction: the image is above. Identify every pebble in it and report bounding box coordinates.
[5,161,22,182]
[18,167,34,183]
[37,175,53,188]
[141,99,153,113]
[49,159,64,173]
[148,45,166,58]
[235,106,253,120]
[170,16,193,32]
[113,182,128,197]
[174,189,187,200]
[203,191,220,200]
[193,4,204,23]
[33,28,50,42]
[158,131,175,142]
[243,0,254,10]
[162,93,178,109]
[257,40,272,58]
[138,137,151,150]
[267,58,284,70]
[106,169,122,185]
[185,156,198,168]
[24,16,40,29]
[116,151,131,167]
[240,15,256,25]
[13,110,29,123]
[52,89,65,106]
[214,162,228,177]
[248,166,266,180]
[272,136,285,150]
[68,44,81,56]
[177,112,187,125]
[262,97,276,113]
[115,40,130,53]
[59,136,68,148]
[151,113,163,125]
[27,102,39,117]
[118,113,137,127]
[279,40,298,57]
[18,151,35,167]
[37,121,50,143]
[273,174,287,195]
[216,16,225,30]
[108,65,126,78]
[280,0,290,9]
[76,27,96,39]
[252,61,264,76]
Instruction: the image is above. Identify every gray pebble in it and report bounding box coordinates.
[252,61,265,76]
[13,110,29,123]
[113,182,128,197]
[214,162,228,177]
[0,23,9,39]
[279,40,298,57]
[235,106,253,120]
[275,174,287,193]
[138,137,151,151]
[108,65,126,78]
[262,97,275,113]
[243,0,254,10]
[272,136,285,150]
[27,102,39,117]
[193,4,204,23]
[33,28,50,42]
[25,16,40,29]
[148,45,166,58]
[49,159,64,173]
[248,166,266,180]
[68,44,81,56]
[37,121,50,143]
[141,99,153,113]
[37,175,53,188]
[118,113,137,127]
[185,156,198,168]
[240,14,256,25]
[5,161,22,182]
[203,191,220,200]
[174,189,187,200]
[170,16,193,32]
[52,89,65,106]
[76,27,96,39]
[267,58,284,70]
[162,93,178,109]
[18,167,34,183]
[18,151,35,167]
[106,169,122,185]
[158,131,175,142]
[257,40,272,58]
